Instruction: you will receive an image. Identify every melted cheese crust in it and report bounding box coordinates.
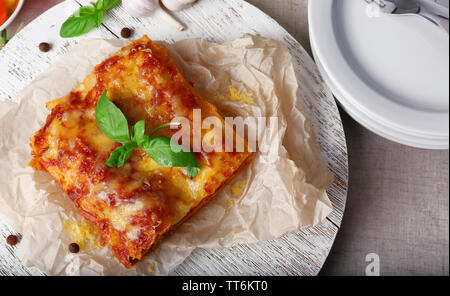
[30,36,252,268]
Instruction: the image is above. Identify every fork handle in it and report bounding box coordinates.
[419,0,449,19]
[418,10,449,33]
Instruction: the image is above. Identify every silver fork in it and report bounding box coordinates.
[363,0,397,13]
[363,0,449,32]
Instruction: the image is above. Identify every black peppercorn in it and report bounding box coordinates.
[121,27,132,38]
[39,42,51,52]
[69,242,80,253]
[6,235,19,246]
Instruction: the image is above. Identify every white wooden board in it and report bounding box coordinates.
[0,0,348,276]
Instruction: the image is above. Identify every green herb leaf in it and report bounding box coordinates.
[94,93,200,175]
[96,0,122,11]
[185,166,201,179]
[131,120,146,146]
[147,122,181,138]
[59,0,121,38]
[95,10,104,27]
[142,136,200,178]
[0,32,7,51]
[1,30,7,44]
[60,6,100,38]
[106,143,137,167]
[95,91,131,143]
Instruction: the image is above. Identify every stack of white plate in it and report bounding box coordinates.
[309,0,449,149]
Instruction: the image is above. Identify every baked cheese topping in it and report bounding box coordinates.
[30,36,252,268]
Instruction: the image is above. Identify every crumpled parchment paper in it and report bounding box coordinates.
[0,35,334,275]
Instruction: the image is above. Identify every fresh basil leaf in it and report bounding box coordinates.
[95,91,131,143]
[142,136,200,177]
[60,6,100,38]
[131,120,146,146]
[1,30,7,44]
[185,166,201,179]
[96,0,122,11]
[106,143,137,167]
[95,0,104,10]
[95,10,104,27]
[147,122,181,138]
[77,5,97,16]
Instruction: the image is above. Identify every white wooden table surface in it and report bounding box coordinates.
[0,0,349,276]
[2,0,449,276]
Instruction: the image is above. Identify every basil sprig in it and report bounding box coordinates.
[95,90,130,143]
[0,30,8,50]
[95,91,200,178]
[60,0,121,38]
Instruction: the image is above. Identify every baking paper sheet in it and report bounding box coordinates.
[0,35,333,275]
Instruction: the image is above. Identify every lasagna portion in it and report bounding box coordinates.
[30,36,252,268]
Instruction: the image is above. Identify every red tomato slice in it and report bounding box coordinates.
[0,0,8,26]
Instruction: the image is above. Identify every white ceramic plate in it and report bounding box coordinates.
[314,51,449,149]
[309,0,449,149]
[0,0,24,31]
